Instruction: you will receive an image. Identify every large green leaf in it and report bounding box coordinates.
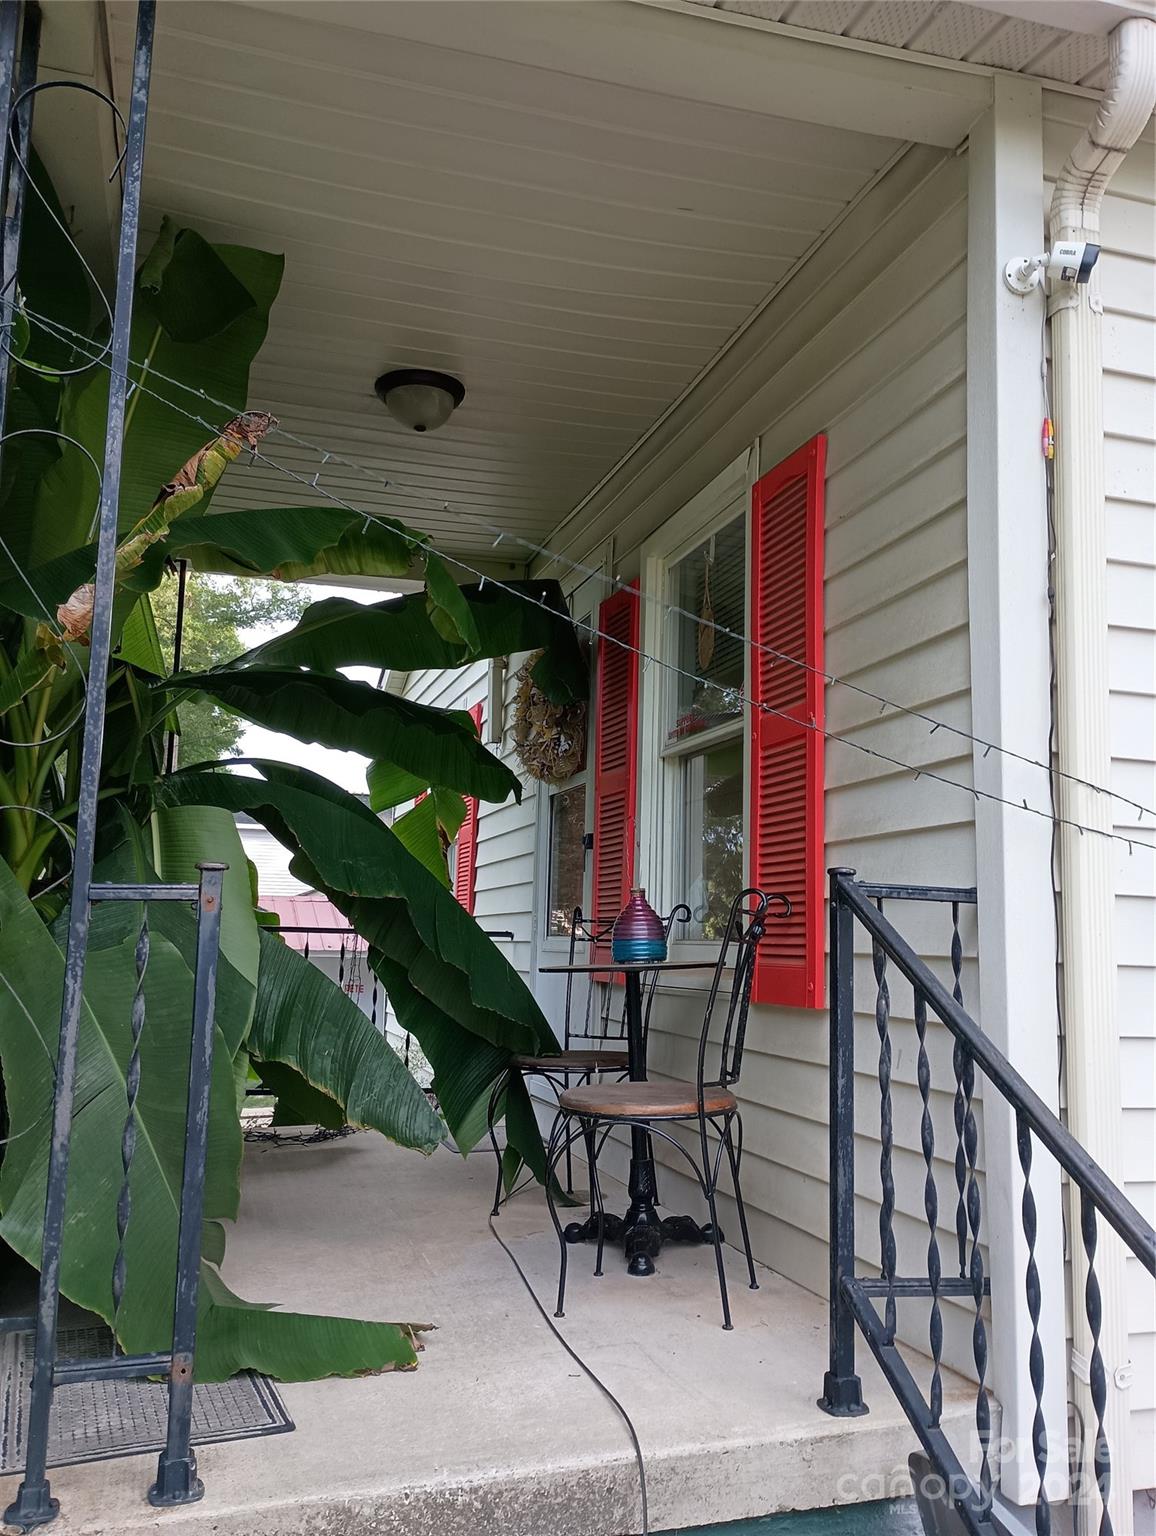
[0,507,420,627]
[424,550,480,652]
[0,858,424,1381]
[0,857,239,1353]
[371,950,509,1154]
[250,931,444,1152]
[165,666,521,806]
[155,761,555,1061]
[161,505,422,583]
[151,804,260,999]
[366,759,429,812]
[239,580,587,704]
[24,233,283,569]
[389,796,451,885]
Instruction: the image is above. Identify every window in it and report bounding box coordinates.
[540,590,598,943]
[546,784,587,936]
[636,439,826,1005]
[663,512,745,938]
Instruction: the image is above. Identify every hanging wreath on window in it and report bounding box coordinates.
[511,650,587,784]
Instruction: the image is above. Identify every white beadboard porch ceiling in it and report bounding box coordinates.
[104,0,909,561]
[700,0,1120,87]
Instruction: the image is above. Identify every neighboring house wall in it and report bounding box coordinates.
[1043,91,1156,1486]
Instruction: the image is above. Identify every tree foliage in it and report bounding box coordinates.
[151,571,308,763]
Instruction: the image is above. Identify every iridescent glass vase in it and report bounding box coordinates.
[611,887,667,964]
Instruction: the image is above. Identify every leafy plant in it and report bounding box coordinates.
[0,179,582,1378]
[152,571,308,763]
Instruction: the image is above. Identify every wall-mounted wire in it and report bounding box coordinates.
[21,303,1155,835]
[18,309,1156,858]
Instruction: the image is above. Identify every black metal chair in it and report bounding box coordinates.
[487,903,690,1215]
[544,888,789,1330]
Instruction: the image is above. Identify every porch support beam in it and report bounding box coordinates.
[965,73,1068,1509]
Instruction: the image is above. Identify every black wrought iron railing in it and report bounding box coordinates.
[0,4,237,1525]
[820,869,1156,1536]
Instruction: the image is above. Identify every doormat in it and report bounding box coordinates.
[0,1325,294,1471]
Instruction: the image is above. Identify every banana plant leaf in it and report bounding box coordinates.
[366,759,429,812]
[0,506,421,627]
[389,796,452,885]
[151,804,260,996]
[255,1060,346,1129]
[423,550,480,652]
[164,666,520,806]
[0,644,58,714]
[372,951,552,1194]
[155,761,556,1061]
[155,505,423,583]
[0,152,92,578]
[370,950,511,1154]
[249,930,444,1153]
[24,232,284,570]
[238,580,587,705]
[0,857,428,1381]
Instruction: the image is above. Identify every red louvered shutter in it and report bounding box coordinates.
[453,702,484,913]
[591,585,640,935]
[749,435,826,1008]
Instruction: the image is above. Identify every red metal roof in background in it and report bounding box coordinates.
[261,895,367,952]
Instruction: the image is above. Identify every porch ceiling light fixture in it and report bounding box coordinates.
[374,368,465,433]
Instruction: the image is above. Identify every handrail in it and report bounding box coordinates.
[821,868,1155,1536]
[838,876,1154,1272]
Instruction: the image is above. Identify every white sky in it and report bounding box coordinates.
[236,582,395,794]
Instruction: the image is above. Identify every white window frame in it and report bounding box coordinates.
[638,450,757,960]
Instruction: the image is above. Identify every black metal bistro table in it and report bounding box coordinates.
[538,959,717,1277]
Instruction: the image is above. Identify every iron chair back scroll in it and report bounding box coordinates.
[545,888,790,1329]
[488,903,690,1213]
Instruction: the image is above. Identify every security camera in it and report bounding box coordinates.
[1003,241,1101,295]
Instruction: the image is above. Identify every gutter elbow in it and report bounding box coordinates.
[1049,15,1156,240]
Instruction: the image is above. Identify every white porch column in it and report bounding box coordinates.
[966,73,1069,1509]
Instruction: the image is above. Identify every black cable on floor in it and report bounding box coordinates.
[487,1213,650,1535]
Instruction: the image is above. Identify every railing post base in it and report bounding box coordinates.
[148,1453,204,1508]
[818,1371,868,1417]
[4,1480,60,1531]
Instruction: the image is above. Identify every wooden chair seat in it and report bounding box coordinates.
[558,1079,738,1120]
[512,1049,629,1072]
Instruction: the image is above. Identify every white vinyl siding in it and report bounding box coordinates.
[562,148,981,1380]
[1044,91,1156,1488]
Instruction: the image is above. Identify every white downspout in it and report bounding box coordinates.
[1049,18,1156,1534]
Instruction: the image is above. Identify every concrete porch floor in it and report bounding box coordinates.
[0,1134,980,1536]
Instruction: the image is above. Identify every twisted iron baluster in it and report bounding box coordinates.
[405,1032,412,1069]
[1017,1111,1050,1536]
[950,902,970,1278]
[1080,1192,1113,1536]
[338,938,346,992]
[914,986,943,1426]
[873,914,897,1344]
[963,1036,992,1520]
[113,907,149,1332]
[303,933,310,962]
[370,975,379,1032]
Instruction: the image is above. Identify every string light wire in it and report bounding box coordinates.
[16,307,1156,859]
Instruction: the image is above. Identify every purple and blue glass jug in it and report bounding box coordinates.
[611,887,667,964]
